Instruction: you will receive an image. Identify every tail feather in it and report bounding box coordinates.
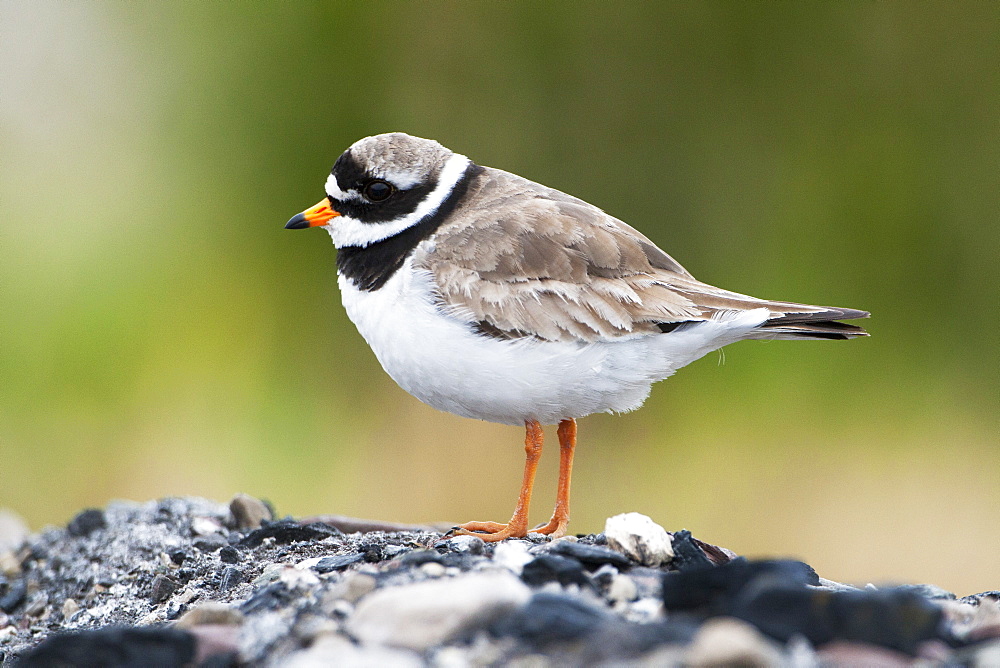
[751,307,870,340]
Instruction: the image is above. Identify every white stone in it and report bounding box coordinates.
[190,516,223,536]
[279,565,320,590]
[285,634,422,668]
[604,513,674,567]
[492,540,533,575]
[684,617,783,667]
[420,561,446,578]
[0,509,29,553]
[347,571,531,651]
[606,574,638,603]
[623,597,664,623]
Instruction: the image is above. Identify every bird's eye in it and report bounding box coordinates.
[363,180,393,202]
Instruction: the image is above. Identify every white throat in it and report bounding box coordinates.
[323,152,471,249]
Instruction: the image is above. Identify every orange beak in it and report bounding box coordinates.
[285,199,341,229]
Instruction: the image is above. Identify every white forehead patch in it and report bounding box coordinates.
[325,173,361,202]
[324,152,471,249]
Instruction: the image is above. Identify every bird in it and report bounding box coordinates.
[285,132,869,542]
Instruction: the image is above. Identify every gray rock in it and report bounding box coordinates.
[347,571,531,651]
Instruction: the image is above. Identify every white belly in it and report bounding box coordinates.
[338,261,767,426]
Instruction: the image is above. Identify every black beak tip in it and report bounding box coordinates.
[284,213,309,230]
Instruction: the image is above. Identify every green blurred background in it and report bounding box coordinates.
[2,2,998,593]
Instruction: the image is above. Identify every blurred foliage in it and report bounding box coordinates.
[1,2,997,593]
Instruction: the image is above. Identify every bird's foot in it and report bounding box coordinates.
[531,515,569,539]
[445,519,528,542]
[444,515,568,542]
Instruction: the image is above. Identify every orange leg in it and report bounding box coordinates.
[532,418,576,538]
[450,420,544,542]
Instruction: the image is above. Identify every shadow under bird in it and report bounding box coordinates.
[286,132,869,541]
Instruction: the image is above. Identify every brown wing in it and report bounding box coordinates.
[416,167,868,342]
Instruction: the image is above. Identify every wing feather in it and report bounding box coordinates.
[416,167,866,342]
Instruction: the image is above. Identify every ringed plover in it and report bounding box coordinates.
[285,132,869,541]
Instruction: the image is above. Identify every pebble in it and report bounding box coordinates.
[278,565,320,590]
[313,553,365,573]
[0,578,26,613]
[323,572,377,605]
[61,598,80,619]
[191,516,224,537]
[684,616,783,667]
[238,520,341,548]
[19,626,197,666]
[218,546,240,564]
[0,509,29,553]
[622,597,664,623]
[604,513,673,567]
[547,539,633,571]
[668,529,714,571]
[149,575,180,603]
[66,509,106,538]
[606,574,638,604]
[521,554,590,588]
[218,566,243,592]
[442,535,486,554]
[347,571,531,651]
[175,602,244,629]
[732,583,943,654]
[284,633,422,668]
[420,561,446,578]
[491,591,611,645]
[493,540,534,575]
[228,493,272,530]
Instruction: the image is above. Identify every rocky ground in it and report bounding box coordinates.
[0,496,998,667]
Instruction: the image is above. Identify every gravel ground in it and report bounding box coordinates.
[0,496,998,667]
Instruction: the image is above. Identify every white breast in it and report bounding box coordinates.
[337,259,770,426]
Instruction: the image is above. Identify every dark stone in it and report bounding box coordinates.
[521,554,590,588]
[492,592,611,645]
[584,618,702,661]
[239,583,291,615]
[668,530,713,571]
[394,548,482,570]
[895,584,955,600]
[218,546,240,564]
[237,520,341,548]
[149,575,180,603]
[548,540,633,571]
[194,535,227,552]
[314,553,365,573]
[66,509,106,538]
[0,578,27,613]
[662,558,818,614]
[218,566,242,593]
[397,549,443,566]
[732,585,946,655]
[169,550,187,566]
[363,545,384,562]
[18,626,196,668]
[960,591,1000,605]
